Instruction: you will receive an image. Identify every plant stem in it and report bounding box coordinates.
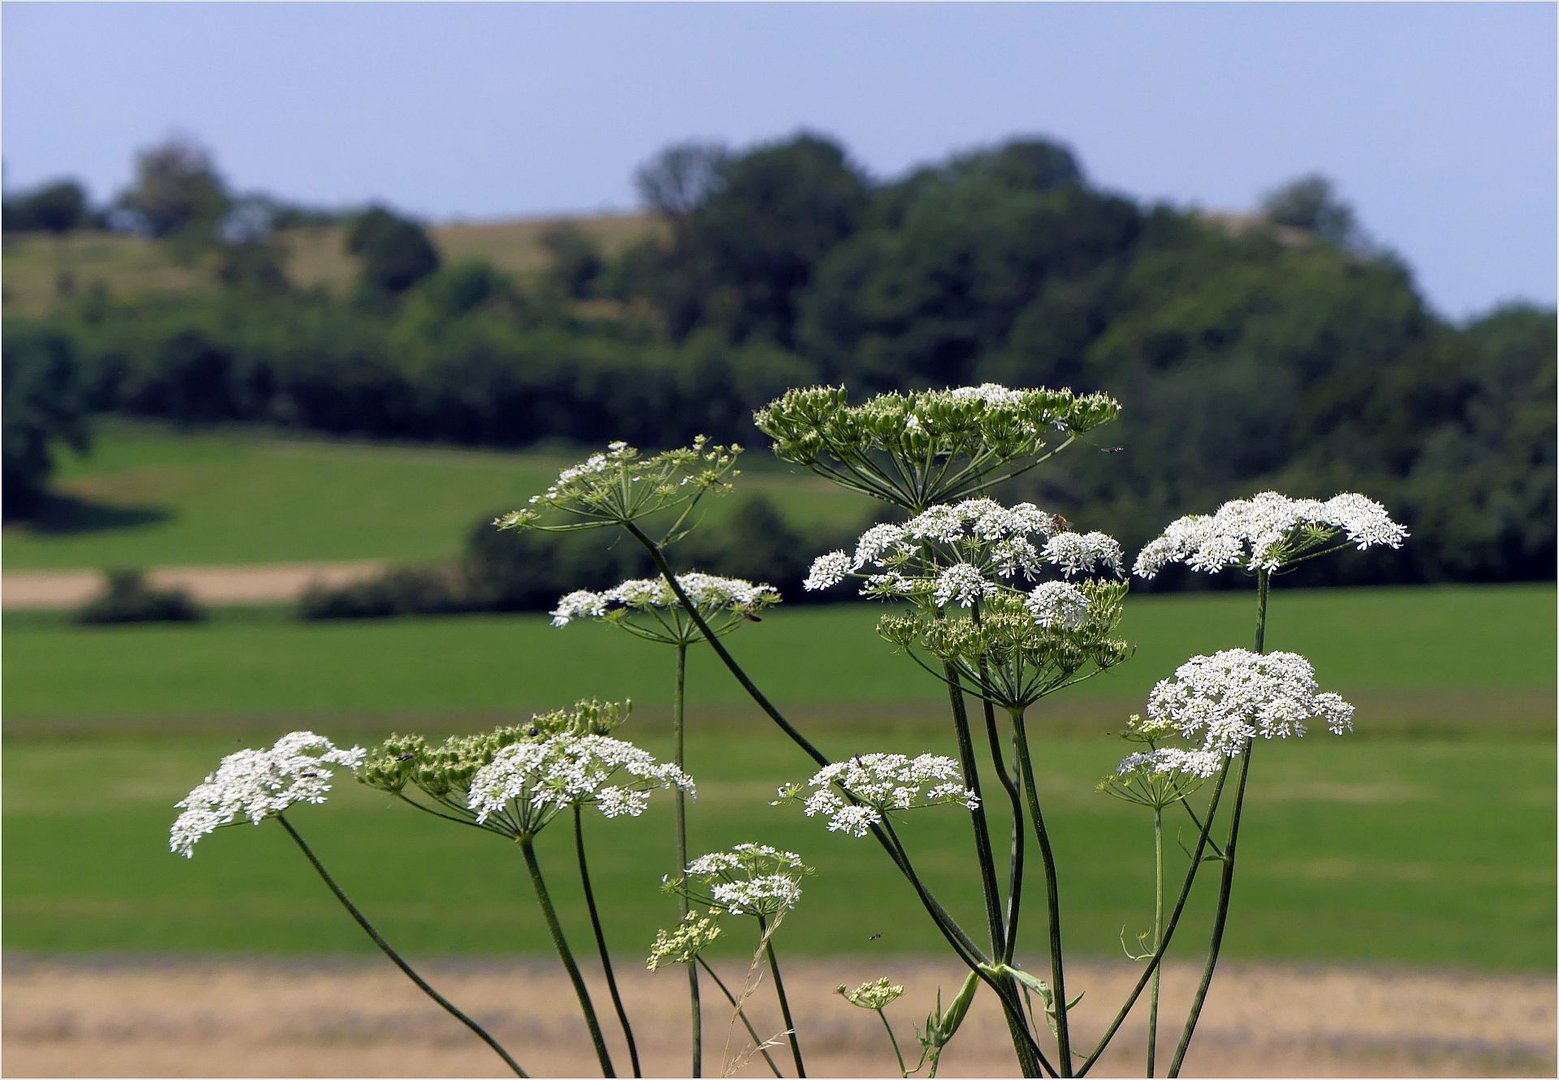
[878,1008,910,1077]
[519,835,616,1077]
[573,808,641,1077]
[1010,709,1073,1075]
[629,523,1048,1076]
[757,915,806,1078]
[275,814,527,1078]
[1074,763,1230,1077]
[695,957,783,1078]
[1147,807,1163,1077]
[673,640,703,1078]
[1166,567,1269,1077]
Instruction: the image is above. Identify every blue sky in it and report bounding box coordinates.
[3,2,1554,320]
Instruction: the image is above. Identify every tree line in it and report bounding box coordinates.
[4,132,1553,587]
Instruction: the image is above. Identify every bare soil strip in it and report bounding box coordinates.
[3,954,1553,1078]
[1,562,388,610]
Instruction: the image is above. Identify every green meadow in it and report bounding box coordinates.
[1,418,869,570]
[4,585,1554,970]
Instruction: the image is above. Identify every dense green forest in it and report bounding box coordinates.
[4,132,1554,585]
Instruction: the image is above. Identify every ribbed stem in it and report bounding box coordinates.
[573,808,641,1076]
[276,814,527,1077]
[673,640,703,1077]
[1147,807,1163,1077]
[519,836,615,1076]
[1167,567,1269,1077]
[695,957,783,1078]
[757,915,806,1078]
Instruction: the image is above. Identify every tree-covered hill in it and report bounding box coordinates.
[4,132,1553,584]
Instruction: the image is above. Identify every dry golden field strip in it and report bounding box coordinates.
[3,954,1553,1078]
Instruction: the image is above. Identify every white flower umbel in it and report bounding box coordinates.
[647,912,724,971]
[755,384,1121,510]
[551,572,780,642]
[778,753,979,838]
[804,498,1123,608]
[1134,491,1408,578]
[468,734,694,837]
[670,843,813,918]
[171,732,366,857]
[1025,581,1092,630]
[1147,649,1355,758]
[493,436,740,533]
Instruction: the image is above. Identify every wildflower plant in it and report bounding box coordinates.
[755,384,1121,511]
[552,572,779,642]
[777,754,979,838]
[493,436,740,541]
[169,379,1409,1080]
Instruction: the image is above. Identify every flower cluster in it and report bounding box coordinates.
[647,912,724,971]
[1146,649,1354,759]
[171,732,365,857]
[668,843,813,917]
[755,384,1120,510]
[551,572,780,642]
[879,583,1131,711]
[468,734,694,837]
[778,753,978,838]
[493,436,740,533]
[804,499,1122,605]
[837,977,905,1011]
[1134,491,1408,578]
[358,700,632,807]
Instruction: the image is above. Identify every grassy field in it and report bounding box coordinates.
[0,213,661,317]
[1,419,869,570]
[3,585,1554,970]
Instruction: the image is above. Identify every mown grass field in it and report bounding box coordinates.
[4,585,1554,971]
[0,213,661,317]
[1,419,869,570]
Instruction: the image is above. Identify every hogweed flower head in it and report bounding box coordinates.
[468,733,694,838]
[171,732,365,857]
[494,436,740,535]
[755,384,1120,510]
[879,582,1131,712]
[1135,491,1407,578]
[837,977,905,1011]
[1098,746,1221,808]
[1148,649,1354,758]
[777,753,979,838]
[359,701,636,827]
[647,912,724,971]
[551,572,780,643]
[668,842,813,917]
[805,498,1123,609]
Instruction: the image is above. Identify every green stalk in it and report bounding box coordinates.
[1166,568,1269,1077]
[878,1008,910,1077]
[628,524,1048,1077]
[1074,763,1230,1077]
[1146,807,1163,1077]
[275,814,527,1078]
[1010,709,1073,1075]
[573,808,641,1077]
[757,915,806,1078]
[695,957,783,1078]
[519,835,616,1077]
[673,640,703,1078]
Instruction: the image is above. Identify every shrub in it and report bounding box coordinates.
[75,569,204,625]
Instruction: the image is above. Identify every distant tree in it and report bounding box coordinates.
[651,132,870,343]
[345,204,441,295]
[539,223,604,299]
[3,179,91,235]
[116,136,230,241]
[634,141,729,220]
[1260,174,1364,249]
[2,323,92,518]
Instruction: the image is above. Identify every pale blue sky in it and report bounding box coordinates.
[3,1,1554,320]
